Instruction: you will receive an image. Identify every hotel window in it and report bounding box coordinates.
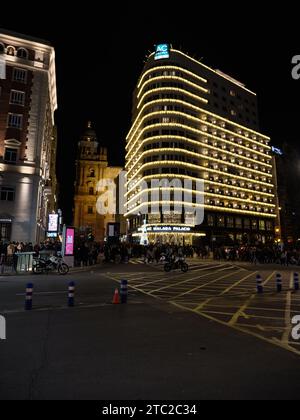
[217,216,225,227]
[13,68,27,83]
[226,216,234,228]
[0,186,15,201]
[235,217,242,228]
[266,221,273,231]
[252,219,258,230]
[7,113,23,129]
[87,206,93,215]
[207,214,214,227]
[259,220,265,230]
[7,46,15,56]
[4,148,18,163]
[0,222,11,241]
[17,48,28,59]
[244,218,250,229]
[10,90,25,106]
[89,187,94,195]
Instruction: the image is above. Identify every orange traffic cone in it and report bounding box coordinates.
[112,288,120,304]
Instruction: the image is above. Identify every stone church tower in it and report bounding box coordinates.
[73,121,122,242]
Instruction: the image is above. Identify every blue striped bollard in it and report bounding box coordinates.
[68,281,75,307]
[256,274,263,294]
[276,273,282,293]
[120,279,128,304]
[294,273,299,291]
[25,283,33,310]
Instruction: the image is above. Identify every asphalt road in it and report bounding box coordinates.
[0,260,300,400]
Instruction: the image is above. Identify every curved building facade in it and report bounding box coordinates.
[125,45,276,246]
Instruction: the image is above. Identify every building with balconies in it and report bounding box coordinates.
[0,29,57,243]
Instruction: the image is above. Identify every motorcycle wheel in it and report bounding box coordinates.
[58,263,69,275]
[181,263,189,273]
[164,263,172,272]
[32,265,41,274]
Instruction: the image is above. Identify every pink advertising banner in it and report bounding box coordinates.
[65,228,75,256]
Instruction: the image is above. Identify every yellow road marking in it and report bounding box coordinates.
[246,314,287,321]
[170,301,300,357]
[223,272,257,294]
[107,272,146,278]
[235,324,285,332]
[228,271,275,326]
[246,306,287,312]
[200,310,238,316]
[196,271,257,312]
[105,274,163,300]
[288,341,300,346]
[148,265,234,293]
[281,272,294,345]
[130,264,228,288]
[108,269,300,357]
[172,269,243,299]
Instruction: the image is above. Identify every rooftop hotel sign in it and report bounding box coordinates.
[271,146,283,156]
[154,44,170,60]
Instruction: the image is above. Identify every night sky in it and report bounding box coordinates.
[2,6,300,223]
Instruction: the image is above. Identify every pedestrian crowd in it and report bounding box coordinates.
[0,240,62,271]
[1,239,300,270]
[213,245,300,266]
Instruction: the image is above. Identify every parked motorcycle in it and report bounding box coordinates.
[32,255,69,275]
[164,256,188,273]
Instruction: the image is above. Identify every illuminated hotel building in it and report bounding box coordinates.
[0,29,57,243]
[125,45,276,245]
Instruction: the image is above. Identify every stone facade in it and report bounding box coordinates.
[0,29,57,243]
[74,122,123,242]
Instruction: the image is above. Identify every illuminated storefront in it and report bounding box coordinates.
[133,225,206,245]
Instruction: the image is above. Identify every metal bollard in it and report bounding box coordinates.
[0,254,4,275]
[276,273,282,293]
[120,279,128,304]
[25,283,33,310]
[68,281,75,307]
[294,273,299,291]
[256,274,263,294]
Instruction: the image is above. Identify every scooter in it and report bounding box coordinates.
[164,256,188,273]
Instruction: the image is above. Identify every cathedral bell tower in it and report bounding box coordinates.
[73,121,109,241]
